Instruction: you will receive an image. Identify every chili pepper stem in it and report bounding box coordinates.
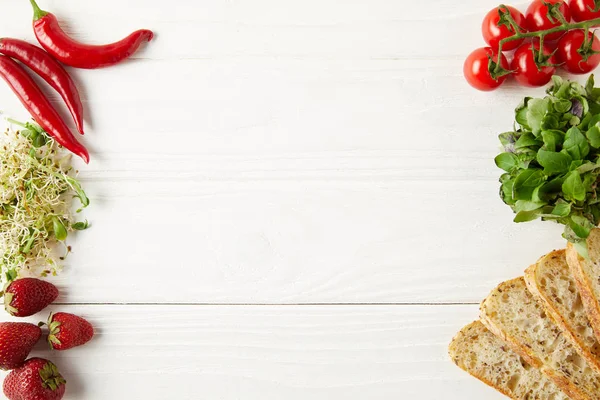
[28,0,47,21]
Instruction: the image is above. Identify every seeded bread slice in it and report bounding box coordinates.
[449,321,570,400]
[525,249,600,374]
[567,229,600,344]
[480,277,600,400]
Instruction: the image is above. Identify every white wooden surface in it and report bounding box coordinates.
[0,0,569,398]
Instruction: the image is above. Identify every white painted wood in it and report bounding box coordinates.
[0,305,504,400]
[0,0,564,397]
[0,0,566,303]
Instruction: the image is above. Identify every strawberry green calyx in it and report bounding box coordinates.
[47,313,62,348]
[38,361,66,391]
[3,293,18,316]
[2,270,18,315]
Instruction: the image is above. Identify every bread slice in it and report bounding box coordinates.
[449,320,570,400]
[480,277,600,400]
[525,249,600,374]
[567,229,600,345]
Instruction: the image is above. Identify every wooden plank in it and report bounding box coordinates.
[0,304,503,399]
[0,0,519,60]
[0,0,564,303]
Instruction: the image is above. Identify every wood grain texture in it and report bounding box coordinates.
[0,304,504,400]
[0,0,559,397]
[0,0,565,303]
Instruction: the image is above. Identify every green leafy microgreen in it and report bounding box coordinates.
[51,217,67,242]
[587,125,600,148]
[495,76,600,247]
[72,220,89,231]
[0,119,90,277]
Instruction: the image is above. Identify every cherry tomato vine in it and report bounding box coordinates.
[465,0,600,91]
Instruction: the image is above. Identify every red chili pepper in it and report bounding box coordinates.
[0,38,84,135]
[0,55,89,163]
[29,0,153,69]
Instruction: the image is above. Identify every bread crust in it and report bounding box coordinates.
[448,321,515,399]
[567,242,600,346]
[449,320,569,400]
[480,277,591,400]
[525,249,600,374]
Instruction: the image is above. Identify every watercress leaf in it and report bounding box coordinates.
[542,113,560,130]
[552,202,571,217]
[531,184,546,203]
[495,153,519,172]
[570,215,595,238]
[517,151,537,168]
[563,224,581,242]
[562,170,587,201]
[574,96,589,116]
[516,97,532,129]
[514,200,545,212]
[499,132,518,149]
[583,171,596,192]
[537,149,571,174]
[587,125,600,148]
[501,182,516,205]
[551,75,565,93]
[586,74,595,98]
[541,130,564,152]
[553,98,572,113]
[591,101,600,116]
[570,159,584,170]
[537,178,563,200]
[577,161,600,174]
[579,112,593,130]
[515,132,542,149]
[588,114,600,128]
[513,169,546,200]
[514,209,543,223]
[527,97,551,135]
[592,205,600,223]
[563,126,589,160]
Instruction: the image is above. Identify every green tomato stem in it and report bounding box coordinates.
[493,14,600,75]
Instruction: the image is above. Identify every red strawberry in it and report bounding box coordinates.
[3,278,58,317]
[3,358,66,400]
[0,323,41,370]
[47,313,93,350]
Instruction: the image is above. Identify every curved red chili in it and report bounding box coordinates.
[29,0,153,69]
[0,38,84,135]
[0,55,89,163]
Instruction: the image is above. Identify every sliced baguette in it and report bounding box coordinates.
[525,249,600,374]
[567,229,600,344]
[449,320,570,400]
[480,277,600,400]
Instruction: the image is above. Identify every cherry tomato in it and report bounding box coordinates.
[568,0,600,22]
[526,0,571,41]
[464,47,509,91]
[482,5,526,51]
[557,29,600,73]
[511,42,557,87]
